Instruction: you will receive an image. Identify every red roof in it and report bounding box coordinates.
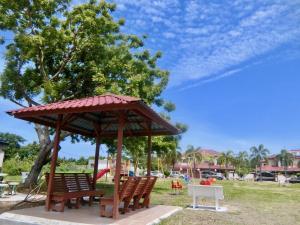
[173,162,234,171]
[8,94,139,116]
[7,94,179,138]
[260,165,300,172]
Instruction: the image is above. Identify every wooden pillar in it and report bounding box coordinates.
[147,135,152,176]
[46,114,63,211]
[113,113,125,219]
[92,136,101,190]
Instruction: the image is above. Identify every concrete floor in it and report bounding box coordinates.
[0,204,182,225]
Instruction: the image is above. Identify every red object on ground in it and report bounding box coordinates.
[200,179,212,185]
[171,180,183,190]
[96,168,110,180]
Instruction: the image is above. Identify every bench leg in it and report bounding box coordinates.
[192,195,196,209]
[132,197,139,211]
[100,204,106,217]
[215,198,219,210]
[89,196,93,206]
[75,198,80,209]
[122,200,131,214]
[60,200,65,212]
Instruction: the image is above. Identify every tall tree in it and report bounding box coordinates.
[234,151,250,177]
[250,144,269,181]
[0,0,171,187]
[218,150,234,179]
[277,149,294,177]
[184,145,202,178]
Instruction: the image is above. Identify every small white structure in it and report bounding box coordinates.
[188,184,226,211]
[87,159,110,170]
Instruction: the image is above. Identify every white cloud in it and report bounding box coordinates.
[112,0,300,87]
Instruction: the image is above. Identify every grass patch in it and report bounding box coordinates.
[151,179,300,225]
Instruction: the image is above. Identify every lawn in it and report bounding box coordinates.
[148,179,300,225]
[3,176,299,224]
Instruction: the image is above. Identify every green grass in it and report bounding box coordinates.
[141,178,300,225]
[3,175,22,182]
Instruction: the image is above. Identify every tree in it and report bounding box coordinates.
[76,156,88,165]
[184,145,202,178]
[234,151,250,177]
[18,142,40,160]
[250,144,269,181]
[0,132,26,160]
[0,0,171,187]
[218,150,234,179]
[277,149,294,177]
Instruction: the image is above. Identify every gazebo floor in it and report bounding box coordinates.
[0,204,182,225]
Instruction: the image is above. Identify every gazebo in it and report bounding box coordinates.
[7,94,179,219]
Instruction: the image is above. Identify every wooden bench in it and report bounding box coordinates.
[133,176,157,209]
[45,173,104,212]
[131,176,148,210]
[99,176,139,217]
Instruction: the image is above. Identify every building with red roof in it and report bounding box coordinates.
[262,149,300,173]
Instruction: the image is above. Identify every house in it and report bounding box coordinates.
[174,148,235,178]
[261,149,300,174]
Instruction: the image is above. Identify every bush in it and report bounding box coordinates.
[3,157,34,175]
[164,171,170,177]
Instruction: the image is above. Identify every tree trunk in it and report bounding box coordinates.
[23,124,68,188]
[259,163,262,182]
[24,125,52,188]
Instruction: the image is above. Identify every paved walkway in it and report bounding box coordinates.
[0,204,182,225]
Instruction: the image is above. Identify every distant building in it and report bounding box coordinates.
[87,159,110,170]
[261,149,300,173]
[0,140,8,168]
[174,148,235,178]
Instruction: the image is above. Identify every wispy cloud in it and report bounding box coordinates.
[112,0,300,87]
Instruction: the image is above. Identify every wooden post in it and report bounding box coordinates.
[113,113,125,219]
[92,136,101,190]
[147,135,152,176]
[45,114,63,211]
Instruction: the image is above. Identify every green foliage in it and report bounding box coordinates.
[277,149,294,168]
[76,156,88,165]
[0,0,187,181]
[250,144,269,168]
[3,157,34,175]
[18,142,40,160]
[0,0,169,105]
[0,132,25,160]
[218,150,234,167]
[163,170,170,177]
[233,151,251,177]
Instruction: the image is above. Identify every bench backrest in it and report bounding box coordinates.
[133,177,148,197]
[142,176,157,196]
[119,177,139,201]
[45,173,93,193]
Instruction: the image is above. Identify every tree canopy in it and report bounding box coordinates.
[0,0,186,185]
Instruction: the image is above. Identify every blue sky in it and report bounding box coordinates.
[1,0,300,158]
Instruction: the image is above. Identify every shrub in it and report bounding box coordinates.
[164,171,170,177]
[3,157,34,175]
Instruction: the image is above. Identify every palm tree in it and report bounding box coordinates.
[218,150,234,179]
[234,151,250,177]
[184,145,202,178]
[277,149,294,177]
[250,144,269,181]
